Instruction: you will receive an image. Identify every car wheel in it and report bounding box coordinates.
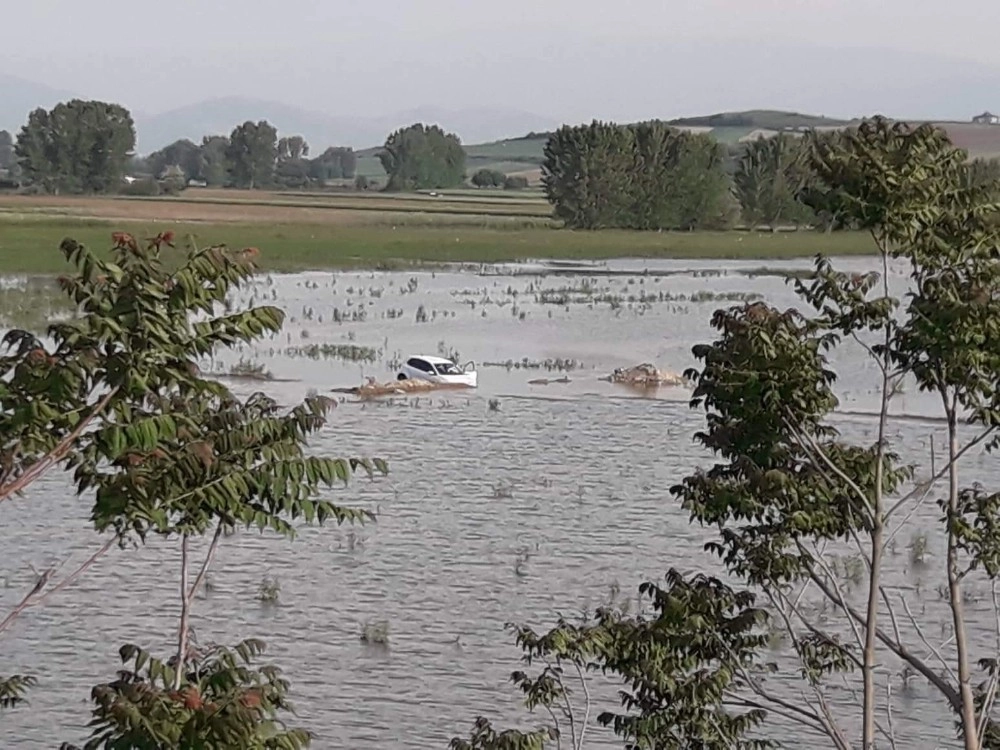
[397,373,407,380]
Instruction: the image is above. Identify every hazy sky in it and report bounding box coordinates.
[3,0,1000,120]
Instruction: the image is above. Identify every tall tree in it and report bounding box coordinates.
[226,121,278,189]
[275,157,311,189]
[733,133,813,229]
[308,146,356,182]
[147,139,202,181]
[378,123,466,191]
[542,121,634,229]
[0,130,14,170]
[542,120,733,230]
[277,135,309,161]
[15,100,135,194]
[339,148,357,179]
[198,135,229,186]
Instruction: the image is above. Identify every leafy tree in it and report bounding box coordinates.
[277,135,309,161]
[504,175,529,190]
[15,100,135,194]
[460,117,1000,749]
[451,573,772,750]
[275,157,311,189]
[630,122,734,230]
[542,120,733,230]
[451,718,551,750]
[471,168,506,188]
[797,128,861,232]
[147,139,202,181]
[378,123,466,191]
[307,146,355,182]
[199,135,230,186]
[226,121,278,189]
[0,231,385,745]
[60,640,307,750]
[340,148,357,179]
[733,133,814,229]
[542,121,634,229]
[0,130,14,170]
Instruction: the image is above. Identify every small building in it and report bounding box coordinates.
[972,111,1000,125]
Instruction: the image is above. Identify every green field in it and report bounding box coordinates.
[0,215,876,275]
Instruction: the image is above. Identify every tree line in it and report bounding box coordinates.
[0,100,368,194]
[543,119,1000,231]
[0,100,492,195]
[6,118,1000,749]
[10,98,998,223]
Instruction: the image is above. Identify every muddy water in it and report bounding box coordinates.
[0,257,991,749]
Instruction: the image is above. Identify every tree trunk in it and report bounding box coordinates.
[947,411,980,749]
[863,330,890,749]
[174,534,190,690]
[863,520,883,748]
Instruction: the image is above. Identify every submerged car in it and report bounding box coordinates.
[397,355,478,388]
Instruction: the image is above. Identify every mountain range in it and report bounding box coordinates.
[6,37,1000,155]
[0,75,561,153]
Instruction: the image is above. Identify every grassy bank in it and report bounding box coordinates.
[0,216,875,274]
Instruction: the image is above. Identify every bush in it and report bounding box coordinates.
[503,175,529,190]
[119,179,161,196]
[159,177,187,196]
[354,174,370,191]
[471,168,506,188]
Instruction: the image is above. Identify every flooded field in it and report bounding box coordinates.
[0,256,990,749]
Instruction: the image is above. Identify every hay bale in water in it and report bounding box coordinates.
[602,363,686,388]
[332,376,473,399]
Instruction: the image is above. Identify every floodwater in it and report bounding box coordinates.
[0,256,994,749]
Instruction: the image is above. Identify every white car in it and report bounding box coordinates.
[397,355,478,388]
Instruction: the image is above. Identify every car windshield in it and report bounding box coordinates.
[435,362,461,375]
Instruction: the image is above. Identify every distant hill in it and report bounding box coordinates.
[443,111,1000,182]
[134,97,560,153]
[668,110,847,129]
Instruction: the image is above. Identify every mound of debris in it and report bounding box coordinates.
[601,363,686,388]
[332,377,473,399]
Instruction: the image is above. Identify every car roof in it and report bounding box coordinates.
[408,354,454,365]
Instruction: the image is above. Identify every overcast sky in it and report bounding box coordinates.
[3,0,1000,120]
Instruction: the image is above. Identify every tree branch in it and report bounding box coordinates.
[808,570,962,710]
[884,427,993,526]
[722,627,850,748]
[897,593,957,685]
[573,662,591,750]
[723,697,829,739]
[186,523,224,603]
[0,388,118,504]
[885,682,898,750]
[977,581,1000,745]
[772,587,863,670]
[784,416,872,530]
[879,585,903,648]
[0,536,116,636]
[804,541,867,654]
